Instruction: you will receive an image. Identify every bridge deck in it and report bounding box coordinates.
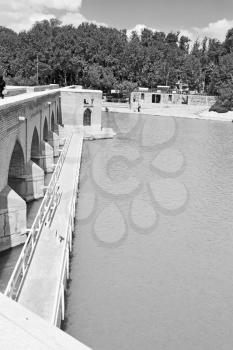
[18,132,83,323]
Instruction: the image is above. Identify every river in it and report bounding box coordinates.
[64,111,233,350]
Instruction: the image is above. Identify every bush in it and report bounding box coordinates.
[5,75,38,86]
[209,86,233,113]
[209,102,229,113]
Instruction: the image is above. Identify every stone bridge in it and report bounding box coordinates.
[0,90,63,251]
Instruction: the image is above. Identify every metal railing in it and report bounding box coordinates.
[4,134,72,300]
[51,136,83,325]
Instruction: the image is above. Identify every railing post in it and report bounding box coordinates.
[66,247,69,280]
[61,284,65,321]
[22,258,25,275]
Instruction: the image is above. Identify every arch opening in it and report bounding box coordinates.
[51,112,55,132]
[31,127,40,165]
[43,117,49,141]
[57,105,63,126]
[83,108,92,126]
[8,140,25,194]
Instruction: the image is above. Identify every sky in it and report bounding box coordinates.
[1,0,233,42]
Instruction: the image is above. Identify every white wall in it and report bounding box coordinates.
[60,88,102,129]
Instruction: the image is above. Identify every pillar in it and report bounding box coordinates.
[8,161,45,202]
[32,141,54,173]
[0,185,27,252]
[58,125,66,146]
[48,131,60,157]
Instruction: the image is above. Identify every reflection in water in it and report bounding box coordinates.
[0,244,23,292]
[64,113,233,350]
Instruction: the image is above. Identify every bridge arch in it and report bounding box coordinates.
[51,111,55,132]
[8,140,25,191]
[83,108,92,126]
[31,127,40,162]
[57,105,62,125]
[43,117,49,141]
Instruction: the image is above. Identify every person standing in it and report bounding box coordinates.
[0,76,6,99]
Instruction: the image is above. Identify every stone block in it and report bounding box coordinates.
[24,160,45,201]
[0,185,27,251]
[35,141,54,173]
[48,131,60,157]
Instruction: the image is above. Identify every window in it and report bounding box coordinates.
[83,108,91,126]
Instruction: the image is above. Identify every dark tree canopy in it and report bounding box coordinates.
[0,18,233,111]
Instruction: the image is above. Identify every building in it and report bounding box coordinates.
[131,90,216,108]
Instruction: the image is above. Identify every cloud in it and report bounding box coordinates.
[128,19,233,44]
[127,24,158,38]
[61,12,108,28]
[0,0,107,32]
[7,0,83,12]
[60,12,87,27]
[1,0,233,45]
[193,18,233,42]
[178,29,195,42]
[0,0,83,32]
[0,10,55,32]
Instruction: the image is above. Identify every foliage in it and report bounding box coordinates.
[0,18,233,112]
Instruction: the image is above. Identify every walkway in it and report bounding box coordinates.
[17,131,83,323]
[102,104,233,122]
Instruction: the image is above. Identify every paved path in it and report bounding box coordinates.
[18,132,83,323]
[103,104,233,122]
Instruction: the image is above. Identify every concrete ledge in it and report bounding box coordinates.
[84,127,116,140]
[102,105,233,122]
[0,293,90,349]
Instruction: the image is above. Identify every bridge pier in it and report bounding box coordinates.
[58,125,66,146]
[34,141,54,173]
[8,161,45,202]
[48,131,60,157]
[0,185,27,252]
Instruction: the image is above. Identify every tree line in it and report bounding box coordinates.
[1,18,233,110]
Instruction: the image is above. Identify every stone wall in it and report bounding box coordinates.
[188,95,216,106]
[0,90,61,251]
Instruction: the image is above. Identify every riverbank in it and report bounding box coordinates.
[102,104,233,122]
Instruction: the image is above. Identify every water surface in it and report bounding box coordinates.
[65,112,233,350]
